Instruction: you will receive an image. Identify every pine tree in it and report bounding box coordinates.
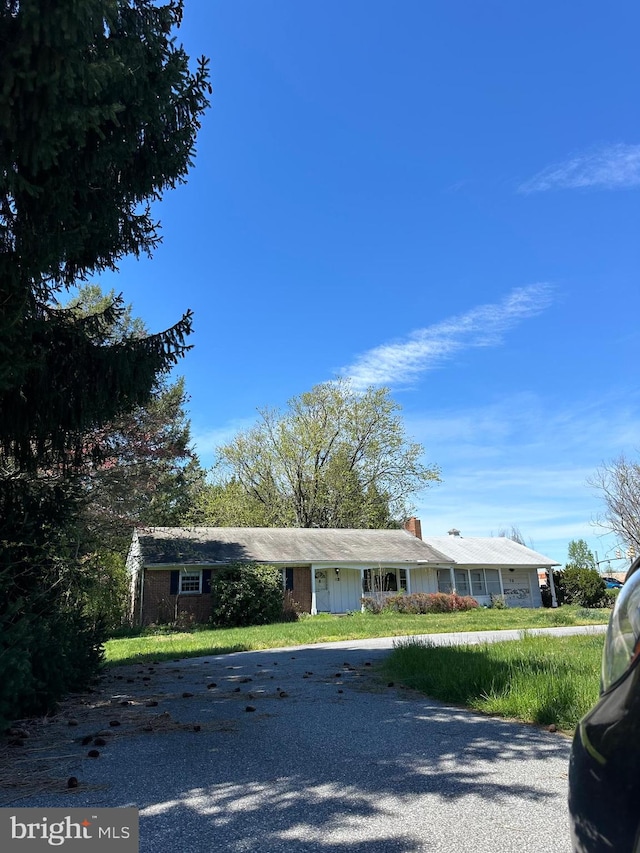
[0,0,210,467]
[0,0,210,725]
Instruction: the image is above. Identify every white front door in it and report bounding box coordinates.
[315,570,330,612]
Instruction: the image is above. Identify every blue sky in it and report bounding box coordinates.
[99,0,640,568]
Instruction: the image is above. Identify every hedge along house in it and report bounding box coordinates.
[126,520,559,625]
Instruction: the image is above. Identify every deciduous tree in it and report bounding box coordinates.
[187,477,275,527]
[589,455,640,556]
[212,380,440,528]
[496,526,528,546]
[566,539,596,571]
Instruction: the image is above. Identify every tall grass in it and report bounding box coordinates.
[384,633,604,730]
[104,605,609,667]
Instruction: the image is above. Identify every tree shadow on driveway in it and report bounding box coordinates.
[6,644,573,852]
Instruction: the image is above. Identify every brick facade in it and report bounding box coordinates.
[142,570,212,626]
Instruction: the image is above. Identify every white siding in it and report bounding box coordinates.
[314,564,447,612]
[317,566,363,613]
[502,568,543,608]
[410,567,438,593]
[293,563,544,613]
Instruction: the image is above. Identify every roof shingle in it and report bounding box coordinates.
[135,526,453,565]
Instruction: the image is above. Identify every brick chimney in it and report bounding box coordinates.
[403,517,422,540]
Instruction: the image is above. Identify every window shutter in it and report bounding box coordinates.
[202,569,212,593]
[285,568,294,591]
[170,570,179,595]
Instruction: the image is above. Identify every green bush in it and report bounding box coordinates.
[603,588,620,608]
[0,586,106,729]
[25,607,104,713]
[361,592,479,614]
[210,562,291,628]
[81,551,130,633]
[0,478,106,730]
[560,567,607,608]
[0,600,37,728]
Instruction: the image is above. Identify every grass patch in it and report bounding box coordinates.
[104,605,609,667]
[383,632,604,731]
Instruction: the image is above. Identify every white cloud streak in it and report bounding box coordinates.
[519,143,640,193]
[407,389,640,563]
[342,284,554,391]
[192,416,257,465]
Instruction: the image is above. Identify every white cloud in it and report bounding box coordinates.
[519,143,640,193]
[405,390,640,564]
[341,284,554,391]
[415,459,609,564]
[192,416,257,466]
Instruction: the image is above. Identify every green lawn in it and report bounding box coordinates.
[104,605,609,667]
[383,632,604,731]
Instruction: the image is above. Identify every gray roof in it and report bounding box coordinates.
[134,526,453,566]
[423,536,559,567]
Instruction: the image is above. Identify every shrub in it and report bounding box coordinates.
[560,567,607,608]
[490,594,507,609]
[0,478,106,730]
[361,592,479,614]
[443,592,480,612]
[282,590,303,622]
[361,596,385,614]
[27,608,105,711]
[0,595,105,729]
[540,585,552,608]
[210,562,291,628]
[603,588,620,608]
[540,570,567,607]
[81,551,130,633]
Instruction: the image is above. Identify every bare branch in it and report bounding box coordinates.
[588,454,640,554]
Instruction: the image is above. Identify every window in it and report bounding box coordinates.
[170,569,210,595]
[485,569,502,595]
[180,571,202,594]
[470,570,486,596]
[437,569,453,593]
[381,571,397,592]
[285,568,294,591]
[454,570,470,596]
[464,568,503,597]
[399,569,407,592]
[363,568,400,592]
[439,568,502,597]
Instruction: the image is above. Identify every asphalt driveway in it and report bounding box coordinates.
[5,627,603,852]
